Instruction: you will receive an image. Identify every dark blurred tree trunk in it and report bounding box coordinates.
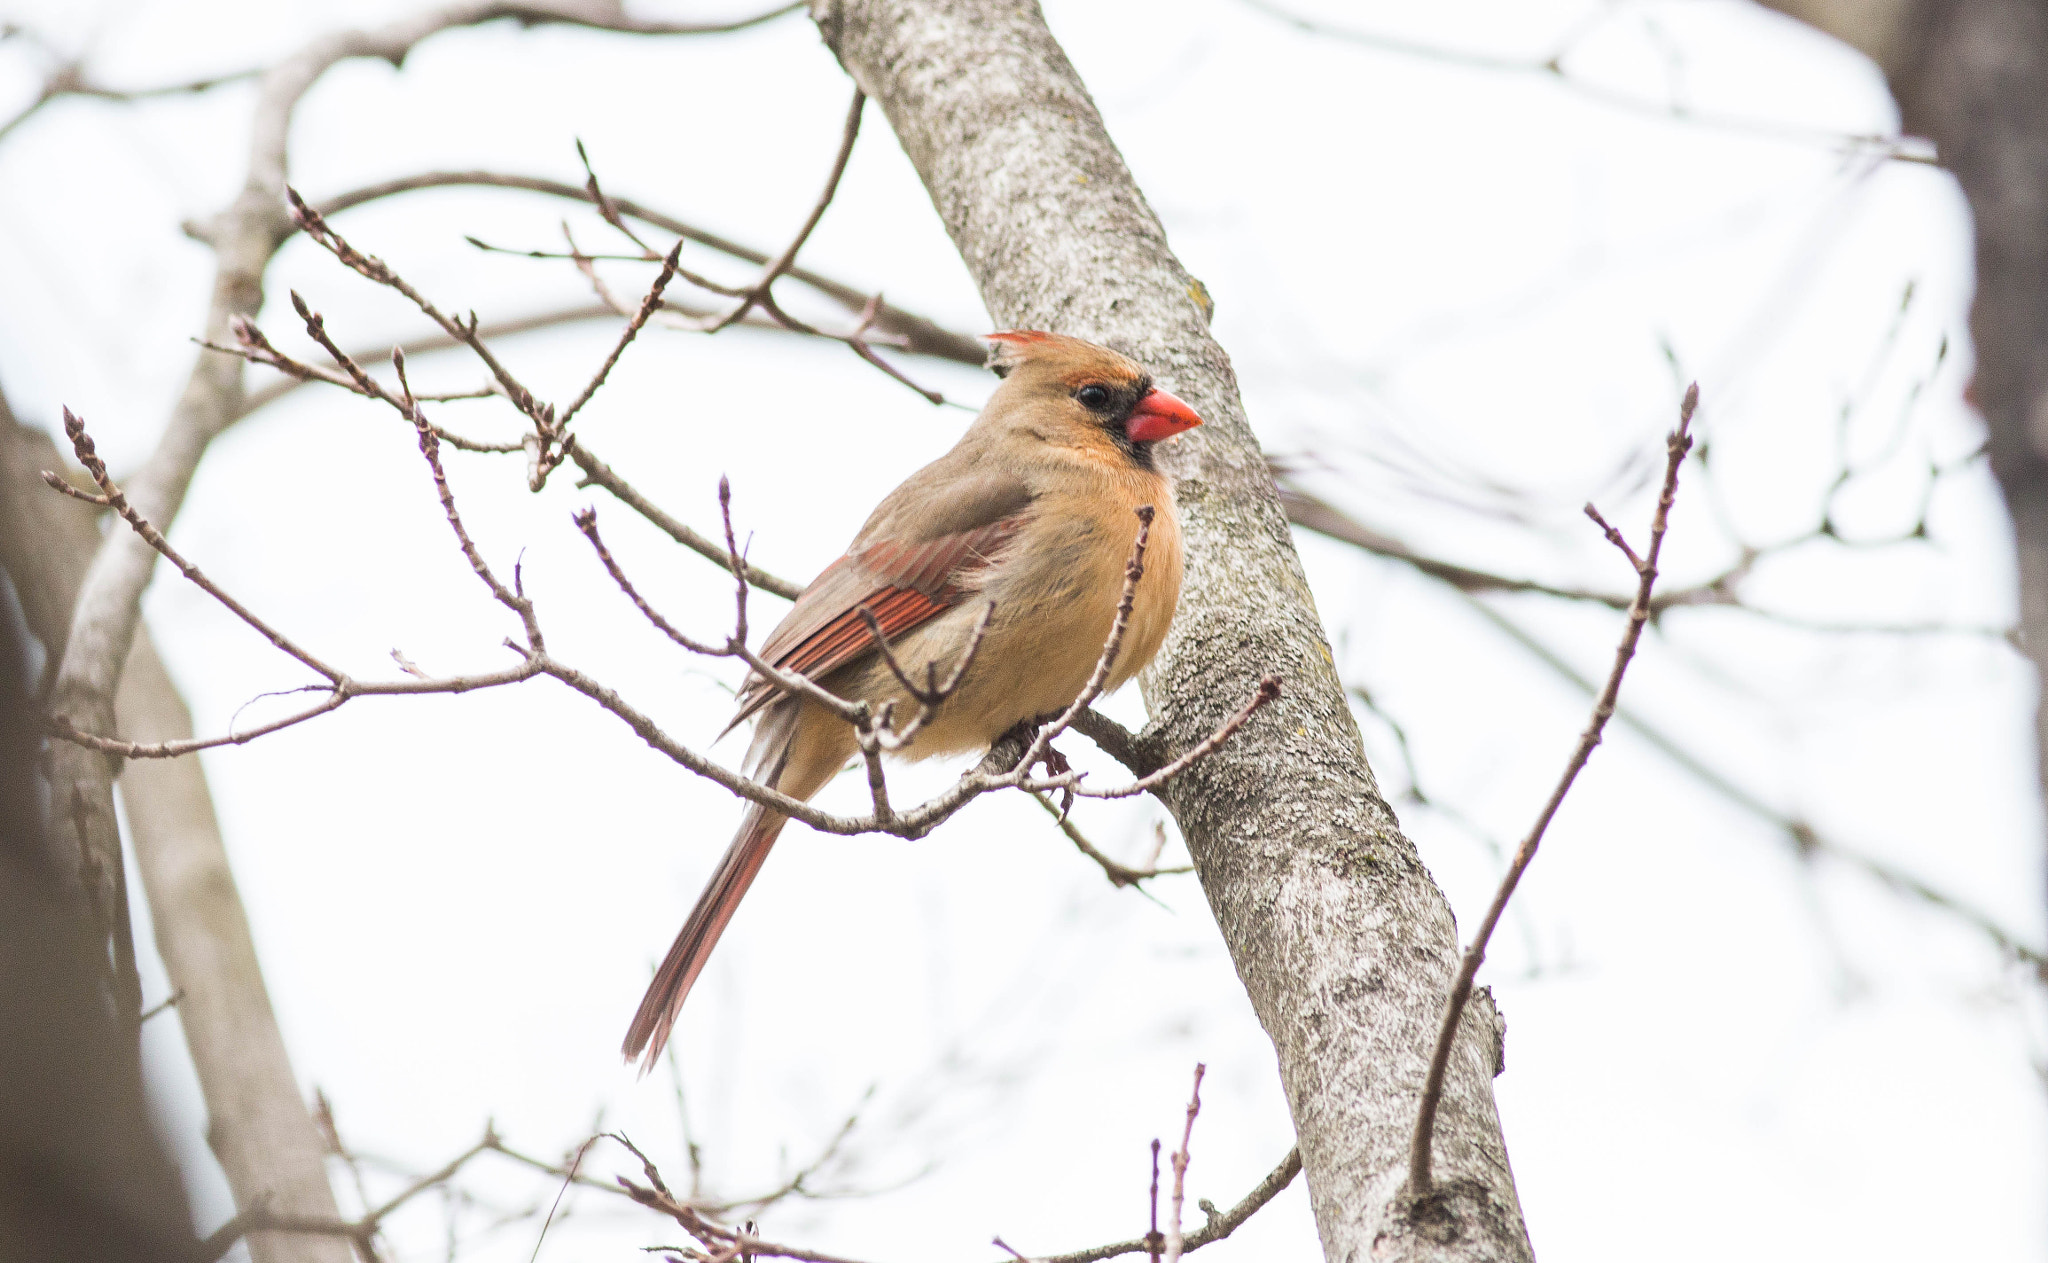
[0,465,197,1263]
[1759,0,2048,894]
[0,383,351,1263]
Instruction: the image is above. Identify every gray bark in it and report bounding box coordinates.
[808,4,1530,1258]
[1757,0,2048,927]
[0,397,352,1263]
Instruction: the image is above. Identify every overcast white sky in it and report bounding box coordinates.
[2,0,2044,1259]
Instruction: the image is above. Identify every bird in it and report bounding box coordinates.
[622,330,1203,1071]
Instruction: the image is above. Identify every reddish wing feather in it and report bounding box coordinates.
[730,517,1022,725]
[779,587,948,679]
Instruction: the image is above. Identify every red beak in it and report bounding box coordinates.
[1125,387,1203,444]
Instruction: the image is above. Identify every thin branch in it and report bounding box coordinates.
[1407,384,1696,1197]
[229,305,805,596]
[235,303,614,418]
[0,56,258,147]
[307,171,986,365]
[575,138,663,258]
[47,408,337,684]
[286,188,550,432]
[556,239,682,427]
[565,439,802,600]
[1162,1064,1205,1263]
[856,598,997,751]
[698,88,866,333]
[1031,794,1192,888]
[1455,593,2048,980]
[1279,475,2007,636]
[573,508,724,656]
[390,346,546,648]
[1067,708,1156,777]
[610,1133,879,1263]
[1236,0,1939,164]
[138,987,185,1023]
[526,1136,593,1263]
[1020,1148,1303,1263]
[708,1088,874,1216]
[1009,508,1156,780]
[1148,1140,1161,1263]
[1069,677,1281,800]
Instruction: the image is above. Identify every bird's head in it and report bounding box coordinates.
[983,330,1202,467]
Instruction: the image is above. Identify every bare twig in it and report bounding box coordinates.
[1162,1064,1205,1263]
[565,439,802,599]
[1236,0,1939,164]
[526,1136,593,1263]
[389,346,545,649]
[556,239,683,427]
[610,1133,879,1263]
[1031,794,1192,888]
[138,987,185,1023]
[236,303,612,418]
[42,407,545,761]
[856,598,997,750]
[0,56,257,147]
[308,171,986,364]
[697,88,865,332]
[47,408,336,684]
[573,508,725,657]
[1014,1148,1303,1263]
[575,137,663,259]
[1068,677,1281,801]
[1406,384,1696,1197]
[1147,1140,1162,1263]
[1454,590,2048,979]
[1010,507,1157,782]
[286,188,552,433]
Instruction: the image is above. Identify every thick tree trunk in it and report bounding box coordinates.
[809,4,1531,1258]
[0,611,196,1262]
[1758,0,2048,917]
[0,397,352,1263]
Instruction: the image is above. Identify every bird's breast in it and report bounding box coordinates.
[911,474,1181,750]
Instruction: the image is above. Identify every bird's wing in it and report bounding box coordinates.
[726,481,1032,730]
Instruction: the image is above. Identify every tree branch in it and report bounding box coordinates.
[309,171,985,365]
[1024,1147,1303,1263]
[1407,386,1694,1197]
[1237,0,1938,164]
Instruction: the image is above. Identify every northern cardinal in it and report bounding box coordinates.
[622,330,1203,1070]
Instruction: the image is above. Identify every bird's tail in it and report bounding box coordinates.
[621,798,788,1072]
[623,699,823,1073]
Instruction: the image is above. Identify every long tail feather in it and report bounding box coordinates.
[622,802,787,1072]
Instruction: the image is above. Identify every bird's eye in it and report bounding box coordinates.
[1076,384,1112,410]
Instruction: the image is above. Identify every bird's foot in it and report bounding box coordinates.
[1002,713,1076,821]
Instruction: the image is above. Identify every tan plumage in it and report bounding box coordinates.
[623,331,1202,1070]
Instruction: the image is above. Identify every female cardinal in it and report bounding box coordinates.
[622,330,1203,1070]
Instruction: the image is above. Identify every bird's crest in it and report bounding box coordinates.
[985,329,1056,377]
[985,329,1140,382]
